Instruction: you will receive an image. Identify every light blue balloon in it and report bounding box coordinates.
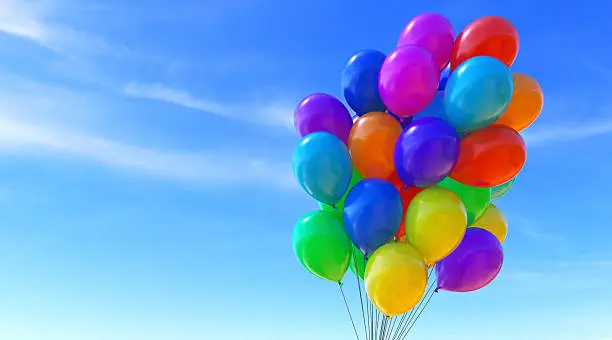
[292,132,352,206]
[414,91,447,122]
[444,56,513,133]
[491,177,516,200]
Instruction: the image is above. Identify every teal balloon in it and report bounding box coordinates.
[318,169,363,217]
[293,211,352,282]
[491,177,516,200]
[444,56,513,133]
[293,132,352,206]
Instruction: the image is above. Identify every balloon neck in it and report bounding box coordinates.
[385,315,391,321]
[338,281,344,287]
[399,117,405,123]
[364,255,369,261]
[434,287,440,293]
[403,184,408,190]
[331,204,336,210]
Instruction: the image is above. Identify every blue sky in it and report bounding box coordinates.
[0,0,611,339]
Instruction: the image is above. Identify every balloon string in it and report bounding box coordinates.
[370,296,375,340]
[353,251,369,340]
[380,317,390,340]
[399,289,436,340]
[392,268,435,340]
[339,283,361,340]
[386,315,398,340]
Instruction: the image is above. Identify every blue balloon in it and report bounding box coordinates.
[293,132,352,206]
[394,117,460,188]
[342,50,387,116]
[439,65,451,90]
[444,56,513,133]
[343,178,403,255]
[387,110,413,128]
[413,91,447,122]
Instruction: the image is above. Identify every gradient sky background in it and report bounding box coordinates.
[0,0,611,339]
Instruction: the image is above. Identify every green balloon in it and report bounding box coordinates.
[437,177,491,226]
[349,245,367,280]
[318,169,363,217]
[292,211,351,282]
[491,177,516,200]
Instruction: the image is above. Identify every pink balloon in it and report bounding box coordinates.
[397,13,455,71]
[379,45,439,118]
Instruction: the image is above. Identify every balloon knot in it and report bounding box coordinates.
[434,288,440,293]
[403,184,409,190]
[338,281,344,287]
[364,255,369,261]
[385,315,391,321]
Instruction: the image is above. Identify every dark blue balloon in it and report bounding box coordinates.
[341,50,387,116]
[394,117,460,188]
[343,178,403,255]
[439,65,451,90]
[387,110,413,128]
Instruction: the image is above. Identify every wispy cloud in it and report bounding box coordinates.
[509,214,563,242]
[0,76,295,189]
[522,119,612,147]
[124,83,295,129]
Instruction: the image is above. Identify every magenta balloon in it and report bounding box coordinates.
[379,46,439,118]
[397,13,455,71]
[436,228,504,293]
[294,93,354,145]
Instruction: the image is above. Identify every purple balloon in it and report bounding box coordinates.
[294,93,354,145]
[397,13,455,71]
[393,117,459,188]
[379,45,440,118]
[436,228,504,293]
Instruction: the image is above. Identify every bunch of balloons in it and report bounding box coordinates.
[291,12,543,330]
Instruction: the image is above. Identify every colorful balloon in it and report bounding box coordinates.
[413,91,446,122]
[343,178,403,255]
[342,50,388,116]
[365,243,428,316]
[319,169,363,217]
[293,211,352,282]
[293,132,353,205]
[350,245,367,280]
[439,65,451,90]
[444,56,514,133]
[394,117,460,188]
[349,112,403,179]
[437,177,491,225]
[450,125,526,188]
[294,93,354,145]
[405,187,467,265]
[450,16,519,70]
[491,177,516,200]
[379,45,440,117]
[471,204,507,243]
[494,73,544,132]
[397,12,455,71]
[436,228,504,292]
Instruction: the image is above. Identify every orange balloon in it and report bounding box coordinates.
[348,112,403,179]
[494,73,543,132]
[450,16,519,70]
[450,125,526,188]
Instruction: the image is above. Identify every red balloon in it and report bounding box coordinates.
[450,125,526,188]
[450,16,519,70]
[387,172,424,239]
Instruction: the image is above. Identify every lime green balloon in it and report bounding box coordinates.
[318,169,363,217]
[349,245,367,280]
[292,210,351,282]
[491,177,516,200]
[437,177,491,225]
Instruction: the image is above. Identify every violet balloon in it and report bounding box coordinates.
[379,45,440,118]
[436,228,504,293]
[294,93,354,145]
[397,13,455,71]
[394,117,460,188]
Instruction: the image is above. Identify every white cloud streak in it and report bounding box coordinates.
[522,120,612,147]
[124,83,295,129]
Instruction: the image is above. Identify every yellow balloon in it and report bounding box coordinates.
[471,203,507,243]
[364,243,427,316]
[405,187,467,265]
